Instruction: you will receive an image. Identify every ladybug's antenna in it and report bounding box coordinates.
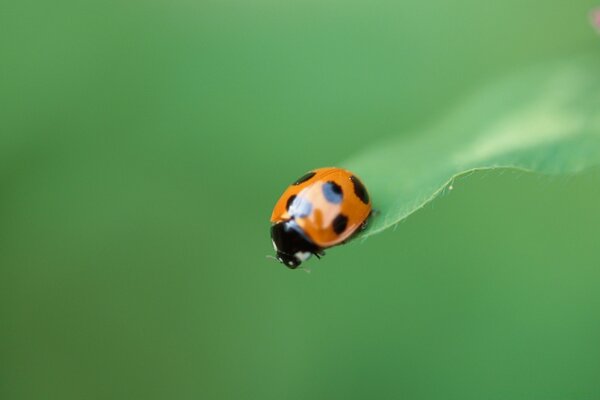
[265,255,281,263]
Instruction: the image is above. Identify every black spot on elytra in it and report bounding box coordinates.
[350,175,369,204]
[332,214,348,235]
[293,171,316,185]
[322,181,343,204]
[286,195,297,211]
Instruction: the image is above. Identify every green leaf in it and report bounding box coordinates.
[343,55,600,238]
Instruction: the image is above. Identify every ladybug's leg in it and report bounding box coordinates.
[339,210,373,245]
[360,209,376,231]
[312,249,326,259]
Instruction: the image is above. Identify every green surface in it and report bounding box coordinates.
[2,1,600,399]
[345,56,600,237]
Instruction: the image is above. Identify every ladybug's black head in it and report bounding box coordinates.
[275,250,302,269]
[270,220,320,269]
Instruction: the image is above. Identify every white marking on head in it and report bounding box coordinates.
[272,240,277,251]
[294,251,312,262]
[288,261,294,267]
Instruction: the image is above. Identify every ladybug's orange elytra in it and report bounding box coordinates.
[270,167,372,269]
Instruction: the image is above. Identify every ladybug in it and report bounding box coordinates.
[270,167,372,269]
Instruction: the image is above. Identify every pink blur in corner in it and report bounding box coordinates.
[591,8,600,32]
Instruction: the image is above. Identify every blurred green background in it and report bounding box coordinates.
[2,0,600,398]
